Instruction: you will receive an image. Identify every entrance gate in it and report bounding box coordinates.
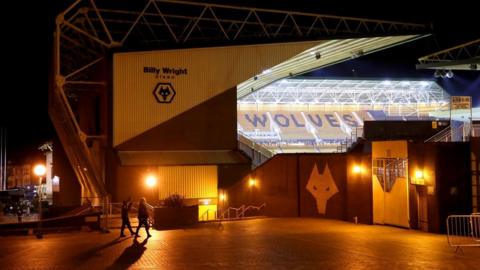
[372,158,409,227]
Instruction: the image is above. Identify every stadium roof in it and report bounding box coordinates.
[416,39,480,71]
[56,0,429,88]
[238,78,449,105]
[236,35,427,98]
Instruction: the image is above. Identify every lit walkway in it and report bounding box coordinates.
[0,218,479,269]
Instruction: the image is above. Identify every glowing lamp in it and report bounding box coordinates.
[415,170,424,179]
[145,175,157,187]
[33,164,46,177]
[352,165,362,174]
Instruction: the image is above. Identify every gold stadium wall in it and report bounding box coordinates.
[112,41,324,148]
[157,165,217,200]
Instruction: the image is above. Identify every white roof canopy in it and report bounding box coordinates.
[239,78,449,105]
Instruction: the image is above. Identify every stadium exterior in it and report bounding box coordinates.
[48,1,478,232]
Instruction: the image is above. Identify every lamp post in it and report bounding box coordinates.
[33,164,46,239]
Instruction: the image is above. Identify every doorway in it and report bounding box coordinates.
[372,158,410,228]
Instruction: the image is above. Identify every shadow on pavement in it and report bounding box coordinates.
[74,236,132,262]
[106,237,149,270]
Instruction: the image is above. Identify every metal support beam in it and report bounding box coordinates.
[417,39,480,70]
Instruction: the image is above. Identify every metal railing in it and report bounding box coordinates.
[337,127,364,152]
[238,133,274,168]
[218,203,266,219]
[425,126,452,142]
[200,209,217,221]
[425,122,474,143]
[446,213,480,253]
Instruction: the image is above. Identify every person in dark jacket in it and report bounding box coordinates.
[120,198,135,237]
[135,197,152,238]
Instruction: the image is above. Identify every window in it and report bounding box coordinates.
[373,158,407,192]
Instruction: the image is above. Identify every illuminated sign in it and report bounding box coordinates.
[451,96,471,110]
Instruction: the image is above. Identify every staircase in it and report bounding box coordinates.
[49,81,107,205]
[425,122,475,142]
[238,133,274,168]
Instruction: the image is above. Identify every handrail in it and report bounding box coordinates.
[220,205,244,219]
[200,209,217,221]
[239,203,266,218]
[425,123,471,143]
[425,126,451,142]
[238,133,274,168]
[218,203,266,219]
[238,133,274,158]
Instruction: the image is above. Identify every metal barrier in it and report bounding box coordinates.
[446,213,480,252]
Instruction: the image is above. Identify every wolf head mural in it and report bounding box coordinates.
[306,163,338,215]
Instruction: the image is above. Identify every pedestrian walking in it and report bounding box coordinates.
[135,197,152,238]
[120,198,135,237]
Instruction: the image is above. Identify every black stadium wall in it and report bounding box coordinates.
[408,142,472,233]
[226,139,472,232]
[225,146,373,224]
[363,120,450,142]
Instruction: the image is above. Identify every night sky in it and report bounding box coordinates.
[0,0,478,160]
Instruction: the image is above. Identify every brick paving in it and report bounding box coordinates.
[0,218,479,270]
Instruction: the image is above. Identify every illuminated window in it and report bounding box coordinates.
[373,158,407,192]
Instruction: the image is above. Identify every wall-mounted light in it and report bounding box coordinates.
[199,198,211,205]
[352,165,363,174]
[248,178,257,187]
[145,174,157,188]
[219,193,227,202]
[412,169,425,185]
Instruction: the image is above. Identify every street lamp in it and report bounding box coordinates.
[33,164,46,239]
[144,174,157,202]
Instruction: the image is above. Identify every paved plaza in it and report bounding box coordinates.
[0,218,479,270]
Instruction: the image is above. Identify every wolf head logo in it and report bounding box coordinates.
[306,163,338,214]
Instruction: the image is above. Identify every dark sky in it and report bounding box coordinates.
[1,0,478,160]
